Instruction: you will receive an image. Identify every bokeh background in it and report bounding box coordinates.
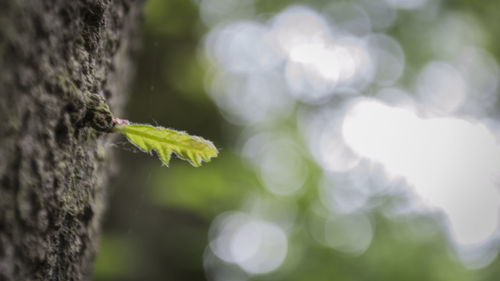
[93,0,500,280]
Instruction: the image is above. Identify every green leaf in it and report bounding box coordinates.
[114,123,218,167]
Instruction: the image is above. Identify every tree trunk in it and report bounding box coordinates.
[0,0,142,280]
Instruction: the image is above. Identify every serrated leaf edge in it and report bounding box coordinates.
[113,123,218,167]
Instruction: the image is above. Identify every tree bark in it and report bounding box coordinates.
[0,0,142,280]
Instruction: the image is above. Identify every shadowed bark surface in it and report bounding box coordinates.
[0,0,142,280]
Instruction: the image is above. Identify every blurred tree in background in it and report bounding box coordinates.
[93,0,500,280]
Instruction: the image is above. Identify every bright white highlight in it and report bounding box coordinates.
[274,7,374,102]
[269,7,332,57]
[289,44,355,82]
[209,213,288,274]
[289,37,374,102]
[201,1,500,271]
[342,99,500,252]
[298,106,361,174]
[231,221,288,274]
[205,6,382,106]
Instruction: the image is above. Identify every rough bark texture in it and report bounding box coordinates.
[0,0,142,280]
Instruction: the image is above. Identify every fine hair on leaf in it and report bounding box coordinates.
[113,122,218,167]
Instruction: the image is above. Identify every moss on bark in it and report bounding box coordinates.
[0,0,143,280]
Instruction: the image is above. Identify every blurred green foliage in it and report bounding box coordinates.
[147,151,255,218]
[93,0,500,280]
